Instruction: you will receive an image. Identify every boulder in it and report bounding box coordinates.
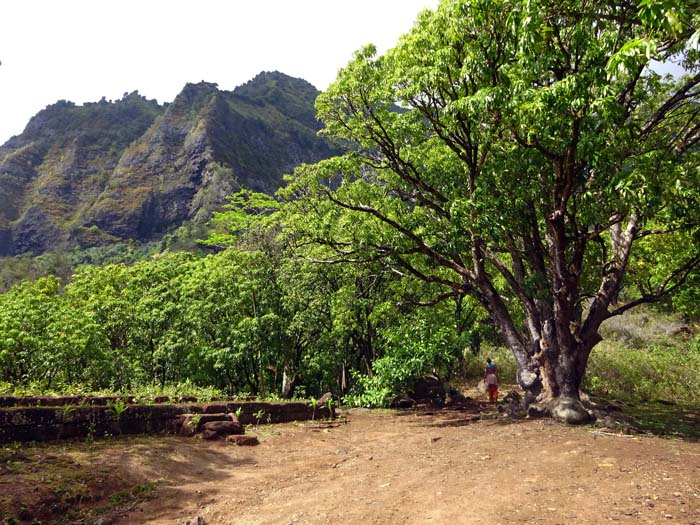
[201,420,245,435]
[390,397,415,409]
[549,397,592,425]
[226,435,259,446]
[409,376,446,404]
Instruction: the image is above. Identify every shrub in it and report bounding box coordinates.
[343,317,462,408]
[343,371,394,408]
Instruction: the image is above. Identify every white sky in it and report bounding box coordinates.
[0,0,438,145]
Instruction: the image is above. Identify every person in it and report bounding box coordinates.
[483,358,499,403]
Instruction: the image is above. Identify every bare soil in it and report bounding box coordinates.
[2,404,700,525]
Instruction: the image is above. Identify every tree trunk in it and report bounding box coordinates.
[281,367,297,399]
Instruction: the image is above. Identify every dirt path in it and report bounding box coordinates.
[108,408,700,525]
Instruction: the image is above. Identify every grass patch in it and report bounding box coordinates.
[107,481,158,507]
[583,338,700,404]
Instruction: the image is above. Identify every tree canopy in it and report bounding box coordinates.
[284,0,700,410]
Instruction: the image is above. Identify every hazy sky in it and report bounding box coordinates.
[0,0,438,144]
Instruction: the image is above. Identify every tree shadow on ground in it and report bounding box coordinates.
[624,402,700,441]
[0,435,257,525]
[392,400,700,439]
[391,402,506,428]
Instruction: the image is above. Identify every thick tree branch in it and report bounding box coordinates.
[323,190,473,281]
[640,72,700,138]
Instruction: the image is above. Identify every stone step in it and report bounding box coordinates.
[177,413,242,436]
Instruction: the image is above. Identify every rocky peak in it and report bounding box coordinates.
[0,72,337,256]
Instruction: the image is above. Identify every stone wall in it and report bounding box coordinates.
[0,401,333,443]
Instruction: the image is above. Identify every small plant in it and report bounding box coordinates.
[309,396,317,421]
[85,419,96,446]
[109,481,157,506]
[189,414,201,429]
[107,398,129,435]
[234,407,243,419]
[326,397,335,420]
[61,404,77,422]
[254,409,266,429]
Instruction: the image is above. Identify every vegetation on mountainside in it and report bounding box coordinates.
[0,71,336,257]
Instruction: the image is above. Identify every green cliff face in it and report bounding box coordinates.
[0,72,335,255]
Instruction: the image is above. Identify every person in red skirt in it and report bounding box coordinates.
[483,358,499,403]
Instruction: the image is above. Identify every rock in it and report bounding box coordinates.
[184,517,207,525]
[202,420,244,435]
[445,387,468,405]
[596,415,621,429]
[201,429,221,440]
[582,393,624,412]
[179,415,197,437]
[409,376,446,404]
[506,402,527,419]
[202,404,229,414]
[226,435,259,446]
[549,397,591,425]
[595,414,640,434]
[195,413,235,431]
[177,413,237,434]
[390,397,415,409]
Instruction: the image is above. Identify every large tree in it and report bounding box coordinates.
[285,0,700,413]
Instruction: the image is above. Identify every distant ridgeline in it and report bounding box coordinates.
[0,72,336,256]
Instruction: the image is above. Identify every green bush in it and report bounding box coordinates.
[343,371,394,408]
[343,317,463,408]
[583,338,700,404]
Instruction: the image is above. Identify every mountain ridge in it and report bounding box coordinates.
[0,71,335,256]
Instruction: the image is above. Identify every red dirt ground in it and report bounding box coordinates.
[3,406,700,525]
